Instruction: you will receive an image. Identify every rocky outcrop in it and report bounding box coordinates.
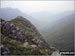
[0,17,53,55]
[1,45,10,55]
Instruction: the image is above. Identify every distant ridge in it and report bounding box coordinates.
[41,14,75,51]
[0,8,40,27]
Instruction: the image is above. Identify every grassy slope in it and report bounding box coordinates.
[1,17,53,55]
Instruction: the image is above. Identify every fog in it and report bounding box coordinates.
[0,1,74,53]
[1,1,74,30]
[1,1,74,14]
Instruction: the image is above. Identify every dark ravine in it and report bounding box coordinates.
[0,16,54,55]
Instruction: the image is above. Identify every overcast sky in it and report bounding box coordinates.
[1,1,74,14]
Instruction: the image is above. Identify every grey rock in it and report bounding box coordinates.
[1,45,10,55]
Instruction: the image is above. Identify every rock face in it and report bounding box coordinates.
[1,45,10,55]
[0,16,53,55]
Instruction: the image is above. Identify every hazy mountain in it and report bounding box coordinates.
[0,7,74,52]
[0,8,40,27]
[30,11,74,22]
[30,11,74,30]
[39,14,75,51]
[1,16,53,55]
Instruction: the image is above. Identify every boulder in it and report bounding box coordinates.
[50,47,56,51]
[1,45,10,55]
[31,45,38,49]
[38,41,45,47]
[23,42,29,47]
[32,37,39,42]
[16,27,19,30]
[10,23,14,26]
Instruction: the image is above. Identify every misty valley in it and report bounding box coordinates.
[0,8,74,56]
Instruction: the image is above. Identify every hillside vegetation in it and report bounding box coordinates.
[0,16,53,55]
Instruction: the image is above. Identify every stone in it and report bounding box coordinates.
[50,47,56,51]
[10,23,14,26]
[16,27,19,30]
[23,42,29,47]
[32,37,43,45]
[45,49,48,52]
[10,25,16,31]
[1,45,10,55]
[32,37,38,42]
[18,32,21,35]
[31,45,37,49]
[12,30,15,33]
[4,37,8,40]
[38,41,45,47]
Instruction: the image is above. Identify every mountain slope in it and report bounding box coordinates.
[0,16,53,55]
[41,14,74,51]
